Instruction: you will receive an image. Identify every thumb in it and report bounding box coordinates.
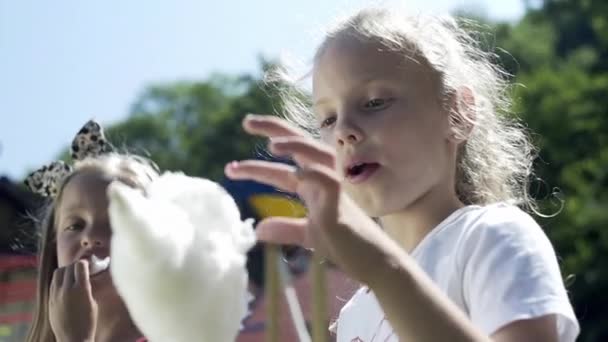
[256,217,312,248]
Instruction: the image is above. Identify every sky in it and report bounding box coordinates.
[0,0,525,180]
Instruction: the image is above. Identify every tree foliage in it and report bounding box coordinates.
[493,1,608,340]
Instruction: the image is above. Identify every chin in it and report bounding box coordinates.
[349,187,416,219]
[365,203,398,218]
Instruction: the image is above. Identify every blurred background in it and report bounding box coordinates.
[1,0,606,341]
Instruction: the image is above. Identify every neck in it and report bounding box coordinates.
[379,184,463,253]
[95,297,142,342]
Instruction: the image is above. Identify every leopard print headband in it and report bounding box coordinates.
[24,120,113,197]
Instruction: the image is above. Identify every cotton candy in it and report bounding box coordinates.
[107,172,255,342]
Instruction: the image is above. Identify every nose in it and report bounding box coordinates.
[81,234,106,247]
[334,116,364,147]
[80,222,110,248]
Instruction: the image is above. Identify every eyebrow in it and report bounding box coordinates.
[313,76,393,109]
[313,97,331,108]
[54,203,83,226]
[59,202,84,215]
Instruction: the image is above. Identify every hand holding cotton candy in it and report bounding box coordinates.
[107,172,255,342]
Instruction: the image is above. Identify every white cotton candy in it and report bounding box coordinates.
[107,172,256,342]
[89,255,110,276]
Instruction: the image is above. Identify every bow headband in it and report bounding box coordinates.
[24,120,113,197]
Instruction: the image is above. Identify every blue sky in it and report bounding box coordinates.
[0,0,525,180]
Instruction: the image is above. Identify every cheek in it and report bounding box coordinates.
[379,112,448,170]
[374,112,416,147]
[320,131,335,146]
[55,236,78,267]
[388,106,445,146]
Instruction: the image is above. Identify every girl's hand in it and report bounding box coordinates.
[225,114,403,284]
[49,260,97,342]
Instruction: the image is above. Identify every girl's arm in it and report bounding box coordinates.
[369,245,487,341]
[492,316,558,342]
[369,246,559,342]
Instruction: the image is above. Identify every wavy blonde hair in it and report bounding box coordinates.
[269,6,537,210]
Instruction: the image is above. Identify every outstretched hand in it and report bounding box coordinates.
[225,114,401,284]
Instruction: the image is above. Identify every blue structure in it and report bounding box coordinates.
[220,163,307,288]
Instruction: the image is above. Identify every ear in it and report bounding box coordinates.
[447,86,476,144]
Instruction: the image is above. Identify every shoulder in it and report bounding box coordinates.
[458,202,539,230]
[424,203,552,263]
[457,203,552,253]
[411,203,550,271]
[455,204,579,339]
[454,202,562,281]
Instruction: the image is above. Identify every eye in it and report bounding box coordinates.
[320,115,337,128]
[64,224,82,231]
[363,98,392,110]
[63,220,85,232]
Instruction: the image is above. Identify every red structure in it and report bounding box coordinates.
[0,177,40,341]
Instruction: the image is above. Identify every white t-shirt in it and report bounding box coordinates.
[334,203,579,342]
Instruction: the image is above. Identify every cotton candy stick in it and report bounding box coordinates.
[265,244,281,342]
[311,253,327,342]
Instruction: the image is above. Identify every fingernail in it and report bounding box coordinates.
[227,161,239,169]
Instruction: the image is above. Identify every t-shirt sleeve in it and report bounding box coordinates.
[461,206,579,341]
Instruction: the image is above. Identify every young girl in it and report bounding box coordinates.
[25,120,158,342]
[226,6,580,342]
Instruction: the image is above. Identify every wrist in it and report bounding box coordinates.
[365,245,414,291]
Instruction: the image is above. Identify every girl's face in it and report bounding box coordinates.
[54,170,115,291]
[312,35,458,217]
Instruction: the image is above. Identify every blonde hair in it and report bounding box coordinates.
[269,6,537,210]
[26,153,159,342]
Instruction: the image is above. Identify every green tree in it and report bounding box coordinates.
[106,60,281,181]
[493,1,608,340]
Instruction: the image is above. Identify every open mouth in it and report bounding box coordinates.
[346,162,380,183]
[89,255,110,277]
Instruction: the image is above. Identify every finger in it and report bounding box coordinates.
[56,267,66,287]
[50,267,64,294]
[244,114,308,138]
[63,263,76,288]
[269,136,336,170]
[74,260,91,291]
[256,217,311,248]
[225,160,298,193]
[295,165,340,223]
